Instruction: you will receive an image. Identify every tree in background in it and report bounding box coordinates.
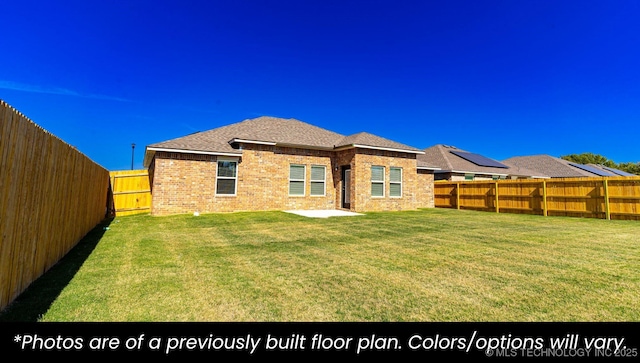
[618,162,640,175]
[561,153,639,175]
[561,152,616,167]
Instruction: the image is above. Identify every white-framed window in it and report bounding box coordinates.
[289,164,306,196]
[310,165,326,196]
[465,173,475,181]
[371,165,385,197]
[216,159,238,195]
[390,167,402,197]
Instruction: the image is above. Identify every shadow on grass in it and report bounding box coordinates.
[0,217,113,322]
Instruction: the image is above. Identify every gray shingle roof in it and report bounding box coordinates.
[416,158,441,169]
[335,131,423,153]
[418,145,545,177]
[501,155,598,178]
[148,116,346,154]
[145,116,423,165]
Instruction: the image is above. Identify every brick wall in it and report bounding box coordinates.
[351,149,421,212]
[238,145,336,211]
[149,146,435,215]
[417,169,435,208]
[150,146,337,215]
[150,152,218,215]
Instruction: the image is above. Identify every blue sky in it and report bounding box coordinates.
[2,0,639,171]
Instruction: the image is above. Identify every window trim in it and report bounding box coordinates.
[289,164,306,196]
[215,158,238,196]
[371,165,385,198]
[389,167,402,198]
[310,165,326,197]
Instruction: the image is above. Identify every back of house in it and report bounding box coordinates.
[144,116,438,216]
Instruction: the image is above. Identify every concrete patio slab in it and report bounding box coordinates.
[283,209,365,218]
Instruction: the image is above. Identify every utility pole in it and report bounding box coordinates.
[131,143,136,170]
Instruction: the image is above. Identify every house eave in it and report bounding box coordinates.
[143,146,242,167]
[417,166,442,171]
[146,146,242,157]
[334,144,425,154]
[230,140,335,151]
[228,138,277,146]
[275,142,335,151]
[434,169,510,177]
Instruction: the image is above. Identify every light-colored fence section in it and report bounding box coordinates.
[109,170,151,216]
[0,100,110,312]
[434,176,640,221]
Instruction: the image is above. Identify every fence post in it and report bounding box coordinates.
[456,182,460,210]
[542,180,548,217]
[495,181,499,213]
[603,178,611,220]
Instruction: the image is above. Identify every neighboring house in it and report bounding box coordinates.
[143,116,438,216]
[417,144,545,181]
[500,155,626,178]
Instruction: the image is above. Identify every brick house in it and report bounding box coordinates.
[143,116,438,216]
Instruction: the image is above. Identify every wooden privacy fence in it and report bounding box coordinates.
[434,176,640,221]
[109,170,151,216]
[0,100,110,312]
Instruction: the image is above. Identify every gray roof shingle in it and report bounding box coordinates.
[148,116,346,154]
[501,155,598,178]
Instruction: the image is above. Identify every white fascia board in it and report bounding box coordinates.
[337,144,425,154]
[417,166,442,171]
[229,138,277,146]
[275,143,334,151]
[146,147,242,157]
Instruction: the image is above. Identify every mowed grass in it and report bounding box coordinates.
[2,208,639,322]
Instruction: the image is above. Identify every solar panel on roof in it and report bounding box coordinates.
[568,163,615,176]
[449,150,508,168]
[600,166,636,176]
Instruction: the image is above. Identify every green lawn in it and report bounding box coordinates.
[1,208,639,322]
